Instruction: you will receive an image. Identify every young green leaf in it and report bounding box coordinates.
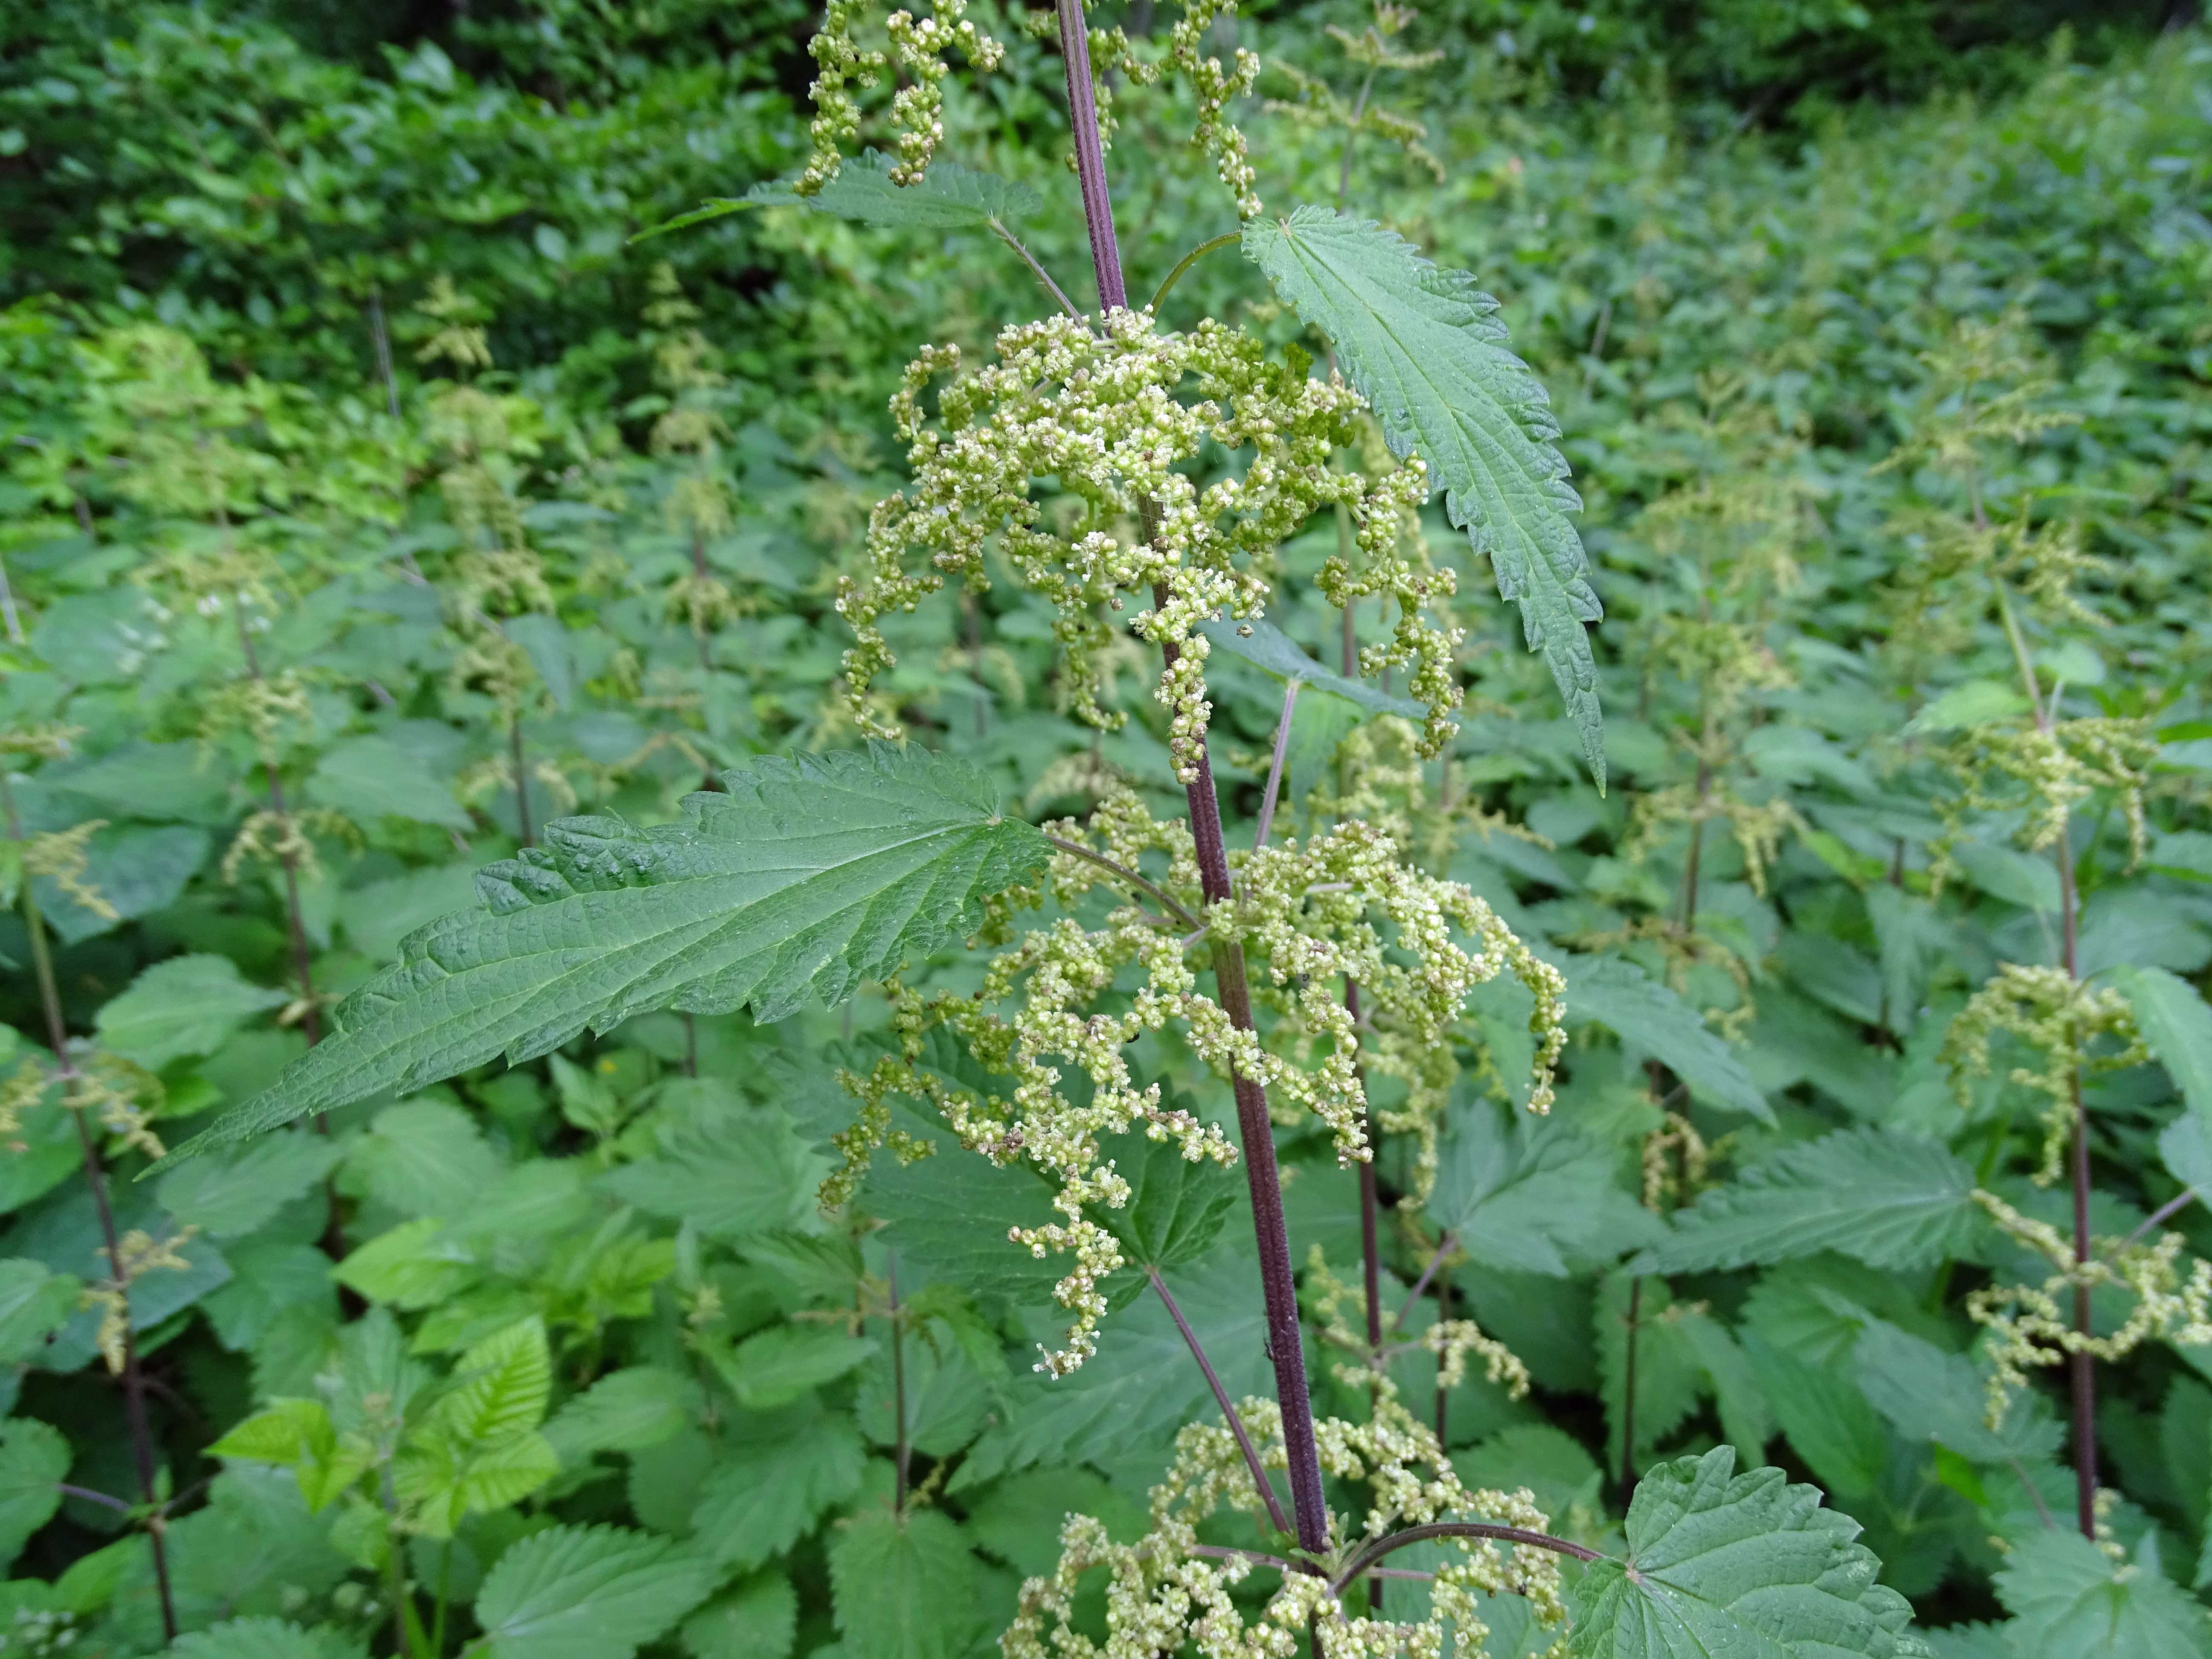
[1195,617,1424,719]
[1630,1129,1980,1275]
[0,1418,68,1569]
[705,1324,876,1411]
[2112,964,2212,1131]
[155,745,1047,1167]
[1993,1528,2209,1659]
[541,1366,699,1464]
[1566,956,1774,1123]
[471,1525,717,1659]
[1102,1130,1242,1273]
[827,1507,985,1659]
[686,1405,867,1572]
[94,954,289,1068]
[748,148,1040,229]
[1242,207,1604,784]
[680,1572,798,1659]
[0,1260,83,1364]
[597,1111,825,1242]
[1431,1102,1663,1276]
[1566,1447,1931,1659]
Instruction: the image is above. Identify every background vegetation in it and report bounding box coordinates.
[2,1,2212,1656]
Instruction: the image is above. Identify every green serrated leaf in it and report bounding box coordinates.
[158,1130,343,1240]
[1994,1528,2210,1658]
[681,1572,797,1659]
[94,954,288,1069]
[541,1366,699,1464]
[0,1261,82,1364]
[155,745,1046,1168]
[706,1324,876,1410]
[598,1109,824,1242]
[1566,955,1774,1123]
[1430,1099,1663,1275]
[427,1316,551,1444]
[2112,964,2212,1133]
[628,198,757,245]
[1741,1333,1889,1499]
[827,1507,984,1659]
[1566,1446,1931,1659]
[0,1417,68,1569]
[472,1524,717,1659]
[1631,1129,1979,1275]
[687,1404,867,1571]
[1853,1318,2063,1466]
[1104,1129,1241,1273]
[1195,617,1423,719]
[750,148,1039,229]
[1243,207,1604,784]
[2160,1114,2212,1198]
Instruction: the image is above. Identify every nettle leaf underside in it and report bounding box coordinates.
[155,744,1046,1167]
[1243,206,1606,786]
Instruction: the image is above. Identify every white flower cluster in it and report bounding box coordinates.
[1002,1391,1566,1658]
[840,309,1457,782]
[832,789,1561,1376]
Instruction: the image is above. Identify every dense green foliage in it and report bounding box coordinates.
[2,2,2212,1657]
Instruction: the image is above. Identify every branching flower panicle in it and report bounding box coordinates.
[802,0,1006,193]
[1003,1390,1564,1659]
[1967,1189,2212,1426]
[840,310,1456,782]
[1943,964,2148,1185]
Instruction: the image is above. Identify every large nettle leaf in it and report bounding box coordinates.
[156,745,1046,1166]
[1631,1128,1981,1276]
[1243,207,1605,784]
[1567,1447,1930,1659]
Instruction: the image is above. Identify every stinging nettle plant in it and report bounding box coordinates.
[154,3,1931,1655]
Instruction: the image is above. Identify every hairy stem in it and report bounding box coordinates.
[1150,1269,1292,1537]
[1,777,178,1642]
[1392,1232,1455,1332]
[990,219,1091,329]
[1147,230,1242,317]
[1335,67,1378,209]
[1052,0,1330,1553]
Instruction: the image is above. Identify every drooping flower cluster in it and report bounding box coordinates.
[800,0,1006,194]
[833,788,1561,1374]
[1943,963,2148,1185]
[1967,1189,2212,1425]
[839,309,1459,782]
[1001,1391,1566,1658]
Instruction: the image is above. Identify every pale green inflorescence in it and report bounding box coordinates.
[838,308,1462,783]
[1002,1392,1567,1658]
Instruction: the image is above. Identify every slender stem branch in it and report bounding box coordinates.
[1392,1232,1455,1333]
[57,1483,134,1514]
[990,220,1091,329]
[1433,1255,1452,1443]
[367,286,402,422]
[1146,230,1242,317]
[1043,834,1203,930]
[1251,679,1300,851]
[0,554,23,645]
[233,604,323,1049]
[888,1251,910,1513]
[1342,607,1384,1367]
[1150,1269,1292,1537]
[2008,1453,2059,1531]
[1329,1521,1604,1595]
[1620,1275,1644,1496]
[2124,1188,2198,1246]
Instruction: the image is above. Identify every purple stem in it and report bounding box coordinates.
[1050,0,1331,1555]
